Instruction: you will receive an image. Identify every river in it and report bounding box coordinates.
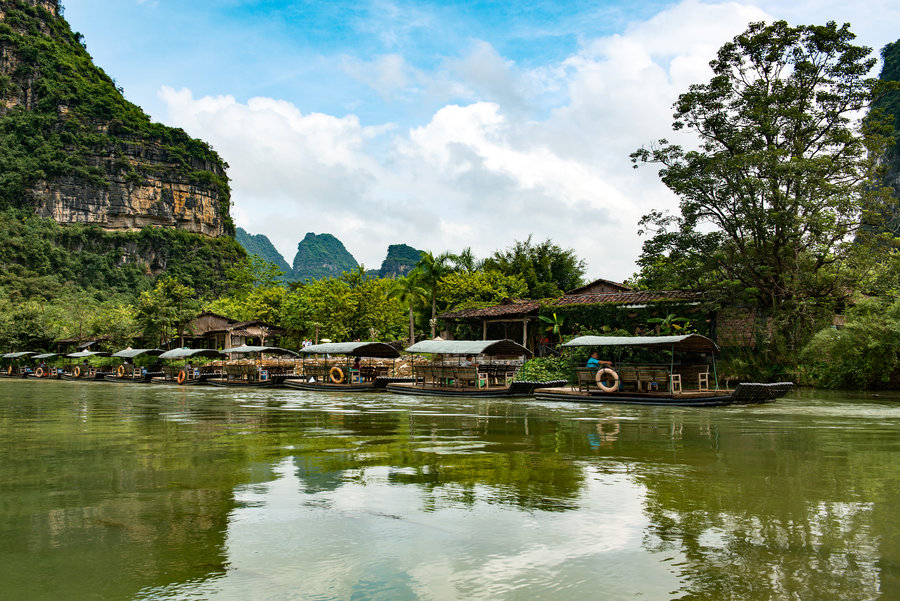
[1,380,898,600]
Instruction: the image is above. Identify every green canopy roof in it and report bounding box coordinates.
[301,342,400,358]
[561,334,719,353]
[112,348,165,358]
[222,345,299,357]
[405,339,532,356]
[2,351,36,358]
[65,351,110,358]
[159,348,226,360]
[32,353,57,360]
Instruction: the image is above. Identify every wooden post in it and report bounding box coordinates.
[522,318,528,348]
[482,320,487,340]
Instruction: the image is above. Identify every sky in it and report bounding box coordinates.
[60,0,900,282]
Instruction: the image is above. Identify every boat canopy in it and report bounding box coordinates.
[32,353,57,360]
[112,348,165,358]
[561,334,719,353]
[2,351,36,358]
[222,345,300,357]
[159,348,226,360]
[405,339,532,357]
[301,342,400,358]
[65,351,110,358]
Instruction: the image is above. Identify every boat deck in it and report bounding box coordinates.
[533,382,792,406]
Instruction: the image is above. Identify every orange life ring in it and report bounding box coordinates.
[35,367,44,378]
[177,370,187,384]
[595,367,619,393]
[7,365,12,375]
[73,365,81,378]
[117,365,126,377]
[329,366,344,384]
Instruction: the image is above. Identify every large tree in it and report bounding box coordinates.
[631,21,896,346]
[482,236,585,299]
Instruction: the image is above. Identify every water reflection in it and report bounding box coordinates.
[0,381,898,599]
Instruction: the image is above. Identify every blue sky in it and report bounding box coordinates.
[61,0,900,280]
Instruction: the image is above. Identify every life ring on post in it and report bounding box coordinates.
[595,367,619,393]
[177,370,187,384]
[329,366,345,384]
[73,366,81,378]
[35,367,44,378]
[117,365,126,377]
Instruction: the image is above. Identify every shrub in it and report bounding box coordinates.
[799,297,900,389]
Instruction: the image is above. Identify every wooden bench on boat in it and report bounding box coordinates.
[453,366,487,389]
[575,367,598,391]
[224,363,270,382]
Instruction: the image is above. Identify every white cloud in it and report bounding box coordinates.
[158,0,896,281]
[341,53,419,99]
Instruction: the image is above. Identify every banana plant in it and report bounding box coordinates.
[539,312,565,343]
[646,313,691,335]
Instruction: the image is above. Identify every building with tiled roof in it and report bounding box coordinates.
[439,286,707,353]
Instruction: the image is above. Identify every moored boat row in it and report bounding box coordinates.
[1,335,793,405]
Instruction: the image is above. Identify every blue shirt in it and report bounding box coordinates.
[586,357,601,368]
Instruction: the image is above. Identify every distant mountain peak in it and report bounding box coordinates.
[291,232,358,281]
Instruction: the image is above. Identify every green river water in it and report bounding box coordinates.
[0,380,898,600]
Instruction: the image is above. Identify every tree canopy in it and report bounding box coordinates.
[631,21,896,347]
[482,236,585,298]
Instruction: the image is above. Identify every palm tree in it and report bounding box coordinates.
[454,247,479,273]
[390,274,428,344]
[414,250,455,338]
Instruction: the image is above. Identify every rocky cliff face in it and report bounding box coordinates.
[29,137,227,237]
[0,0,231,237]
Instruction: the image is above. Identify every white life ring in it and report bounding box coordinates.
[35,367,44,378]
[595,367,619,392]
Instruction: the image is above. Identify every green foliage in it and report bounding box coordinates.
[539,299,712,339]
[0,209,245,349]
[645,313,692,335]
[436,270,527,311]
[799,297,900,389]
[482,235,585,298]
[279,268,406,345]
[136,276,200,346]
[389,272,428,344]
[414,250,456,338]
[514,356,570,382]
[0,210,244,299]
[631,21,896,354]
[538,312,565,343]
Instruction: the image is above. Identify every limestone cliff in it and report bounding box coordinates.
[291,233,358,282]
[0,0,231,237]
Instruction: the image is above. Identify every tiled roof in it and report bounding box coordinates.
[440,290,702,320]
[551,290,703,307]
[440,299,540,319]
